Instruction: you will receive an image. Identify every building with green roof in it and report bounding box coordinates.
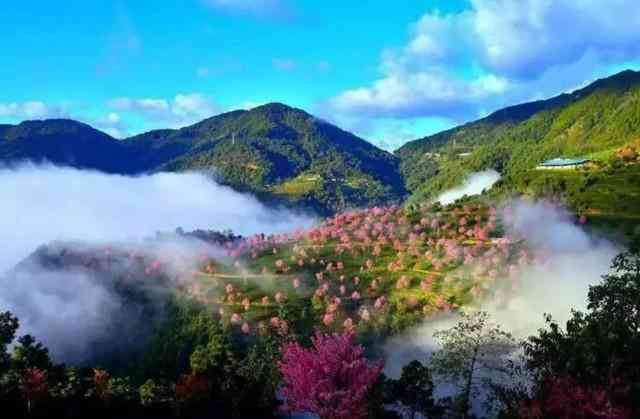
[536,158,590,170]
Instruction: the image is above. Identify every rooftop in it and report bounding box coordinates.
[539,158,590,167]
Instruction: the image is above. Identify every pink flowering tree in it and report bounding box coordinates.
[279,330,383,419]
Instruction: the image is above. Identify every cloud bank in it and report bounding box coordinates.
[0,163,313,273]
[0,164,314,363]
[436,169,500,205]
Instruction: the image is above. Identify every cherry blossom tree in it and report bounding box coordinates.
[279,330,383,419]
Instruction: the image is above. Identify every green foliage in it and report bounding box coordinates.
[0,311,19,372]
[0,119,138,173]
[398,70,640,216]
[502,164,640,232]
[226,335,283,416]
[138,379,172,406]
[129,102,407,214]
[11,335,51,371]
[139,298,228,380]
[519,246,640,416]
[525,245,640,386]
[1,103,406,215]
[391,360,440,419]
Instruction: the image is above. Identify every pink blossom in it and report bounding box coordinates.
[374,296,387,309]
[270,316,281,328]
[323,313,335,326]
[279,331,383,419]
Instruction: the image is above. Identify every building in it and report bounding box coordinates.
[536,158,590,170]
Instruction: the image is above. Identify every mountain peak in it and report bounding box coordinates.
[2,118,114,142]
[249,102,311,119]
[252,102,298,111]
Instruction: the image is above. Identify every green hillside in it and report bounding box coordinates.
[124,103,406,214]
[397,70,640,222]
[0,104,406,215]
[0,119,136,173]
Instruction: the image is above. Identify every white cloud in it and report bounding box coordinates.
[331,70,509,119]
[107,93,219,128]
[328,0,640,122]
[0,101,68,120]
[93,112,130,138]
[472,0,640,78]
[0,164,314,274]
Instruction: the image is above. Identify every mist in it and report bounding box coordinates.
[0,163,315,363]
[0,163,314,273]
[437,170,501,205]
[383,200,619,412]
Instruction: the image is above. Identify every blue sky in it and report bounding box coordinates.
[1,0,640,149]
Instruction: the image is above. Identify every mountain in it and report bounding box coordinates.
[121,103,406,213]
[396,69,640,224]
[0,103,406,214]
[0,119,135,173]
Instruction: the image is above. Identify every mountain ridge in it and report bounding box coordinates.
[0,103,406,214]
[395,69,640,225]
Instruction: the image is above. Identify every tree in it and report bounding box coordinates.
[523,246,640,416]
[11,335,51,371]
[22,368,48,413]
[541,376,631,419]
[279,330,383,419]
[431,312,517,419]
[231,335,282,416]
[391,360,440,419]
[0,311,19,372]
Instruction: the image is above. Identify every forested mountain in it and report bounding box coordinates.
[122,103,406,214]
[0,103,406,214]
[0,119,136,173]
[396,69,640,223]
[5,69,640,219]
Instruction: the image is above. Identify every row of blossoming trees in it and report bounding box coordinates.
[2,243,639,418]
[199,203,536,344]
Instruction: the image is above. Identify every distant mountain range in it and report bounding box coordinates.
[3,70,640,217]
[0,103,406,215]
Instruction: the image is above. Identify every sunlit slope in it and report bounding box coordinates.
[186,203,531,340]
[397,69,640,217]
